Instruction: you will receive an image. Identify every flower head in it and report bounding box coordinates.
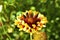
[14,10,48,34]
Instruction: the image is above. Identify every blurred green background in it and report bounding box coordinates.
[0,0,60,40]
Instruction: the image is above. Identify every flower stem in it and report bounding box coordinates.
[30,33,32,40]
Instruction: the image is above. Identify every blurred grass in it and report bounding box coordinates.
[0,0,60,40]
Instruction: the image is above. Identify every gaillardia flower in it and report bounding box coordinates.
[14,10,48,33]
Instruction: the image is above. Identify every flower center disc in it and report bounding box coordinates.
[20,12,41,28]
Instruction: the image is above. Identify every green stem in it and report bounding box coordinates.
[2,26,11,40]
[0,35,2,40]
[30,33,32,40]
[6,33,11,40]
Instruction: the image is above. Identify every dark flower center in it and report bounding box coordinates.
[20,13,41,28]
